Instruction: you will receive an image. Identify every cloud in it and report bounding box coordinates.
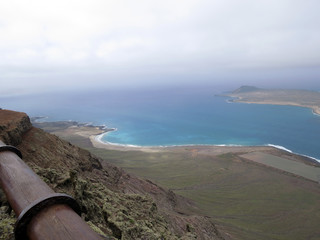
[0,0,320,94]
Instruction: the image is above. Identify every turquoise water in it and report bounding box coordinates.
[1,86,320,160]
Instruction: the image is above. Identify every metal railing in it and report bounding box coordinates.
[0,140,104,240]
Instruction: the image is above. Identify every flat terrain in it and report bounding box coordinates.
[226,86,320,115]
[34,121,320,240]
[241,152,320,182]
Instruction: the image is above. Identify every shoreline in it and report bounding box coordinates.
[229,98,320,115]
[92,131,246,150]
[91,129,320,163]
[33,119,320,164]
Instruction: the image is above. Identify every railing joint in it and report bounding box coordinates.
[15,193,81,240]
[0,144,23,158]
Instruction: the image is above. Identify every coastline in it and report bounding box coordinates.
[33,119,320,164]
[90,127,320,164]
[229,98,320,115]
[90,131,262,153]
[51,120,320,240]
[90,132,162,152]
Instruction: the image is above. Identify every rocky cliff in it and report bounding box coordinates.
[0,109,224,240]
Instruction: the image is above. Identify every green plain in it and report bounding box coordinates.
[57,133,320,240]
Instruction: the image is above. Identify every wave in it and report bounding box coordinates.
[215,144,244,147]
[95,129,320,163]
[301,155,320,163]
[266,144,293,153]
[266,144,320,163]
[226,99,235,103]
[96,133,248,149]
[95,134,141,148]
[312,110,320,116]
[96,135,320,163]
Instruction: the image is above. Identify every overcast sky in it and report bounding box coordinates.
[1,0,320,95]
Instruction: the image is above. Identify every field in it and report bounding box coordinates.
[88,148,320,240]
[241,152,320,182]
[36,122,320,240]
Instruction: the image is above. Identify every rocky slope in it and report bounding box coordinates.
[0,109,224,240]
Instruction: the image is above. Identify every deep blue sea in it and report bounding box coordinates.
[1,86,320,161]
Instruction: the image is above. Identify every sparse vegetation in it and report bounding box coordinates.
[60,133,320,240]
[0,110,221,240]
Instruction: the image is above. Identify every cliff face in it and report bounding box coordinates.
[0,110,32,146]
[0,110,224,240]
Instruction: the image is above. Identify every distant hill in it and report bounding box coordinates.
[232,86,260,94]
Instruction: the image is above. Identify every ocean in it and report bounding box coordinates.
[1,85,320,161]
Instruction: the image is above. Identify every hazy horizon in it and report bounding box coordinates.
[1,0,320,95]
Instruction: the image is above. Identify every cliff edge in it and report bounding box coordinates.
[0,109,224,240]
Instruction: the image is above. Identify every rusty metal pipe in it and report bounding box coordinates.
[0,140,104,240]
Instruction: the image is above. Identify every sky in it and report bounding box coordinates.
[1,0,320,95]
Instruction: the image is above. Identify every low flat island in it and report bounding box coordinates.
[225,86,320,115]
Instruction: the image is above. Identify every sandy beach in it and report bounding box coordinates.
[88,126,276,153]
[55,123,274,154]
[88,127,316,164]
[34,119,320,166]
[90,133,163,153]
[90,132,278,154]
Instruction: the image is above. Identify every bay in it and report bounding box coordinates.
[1,86,320,160]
